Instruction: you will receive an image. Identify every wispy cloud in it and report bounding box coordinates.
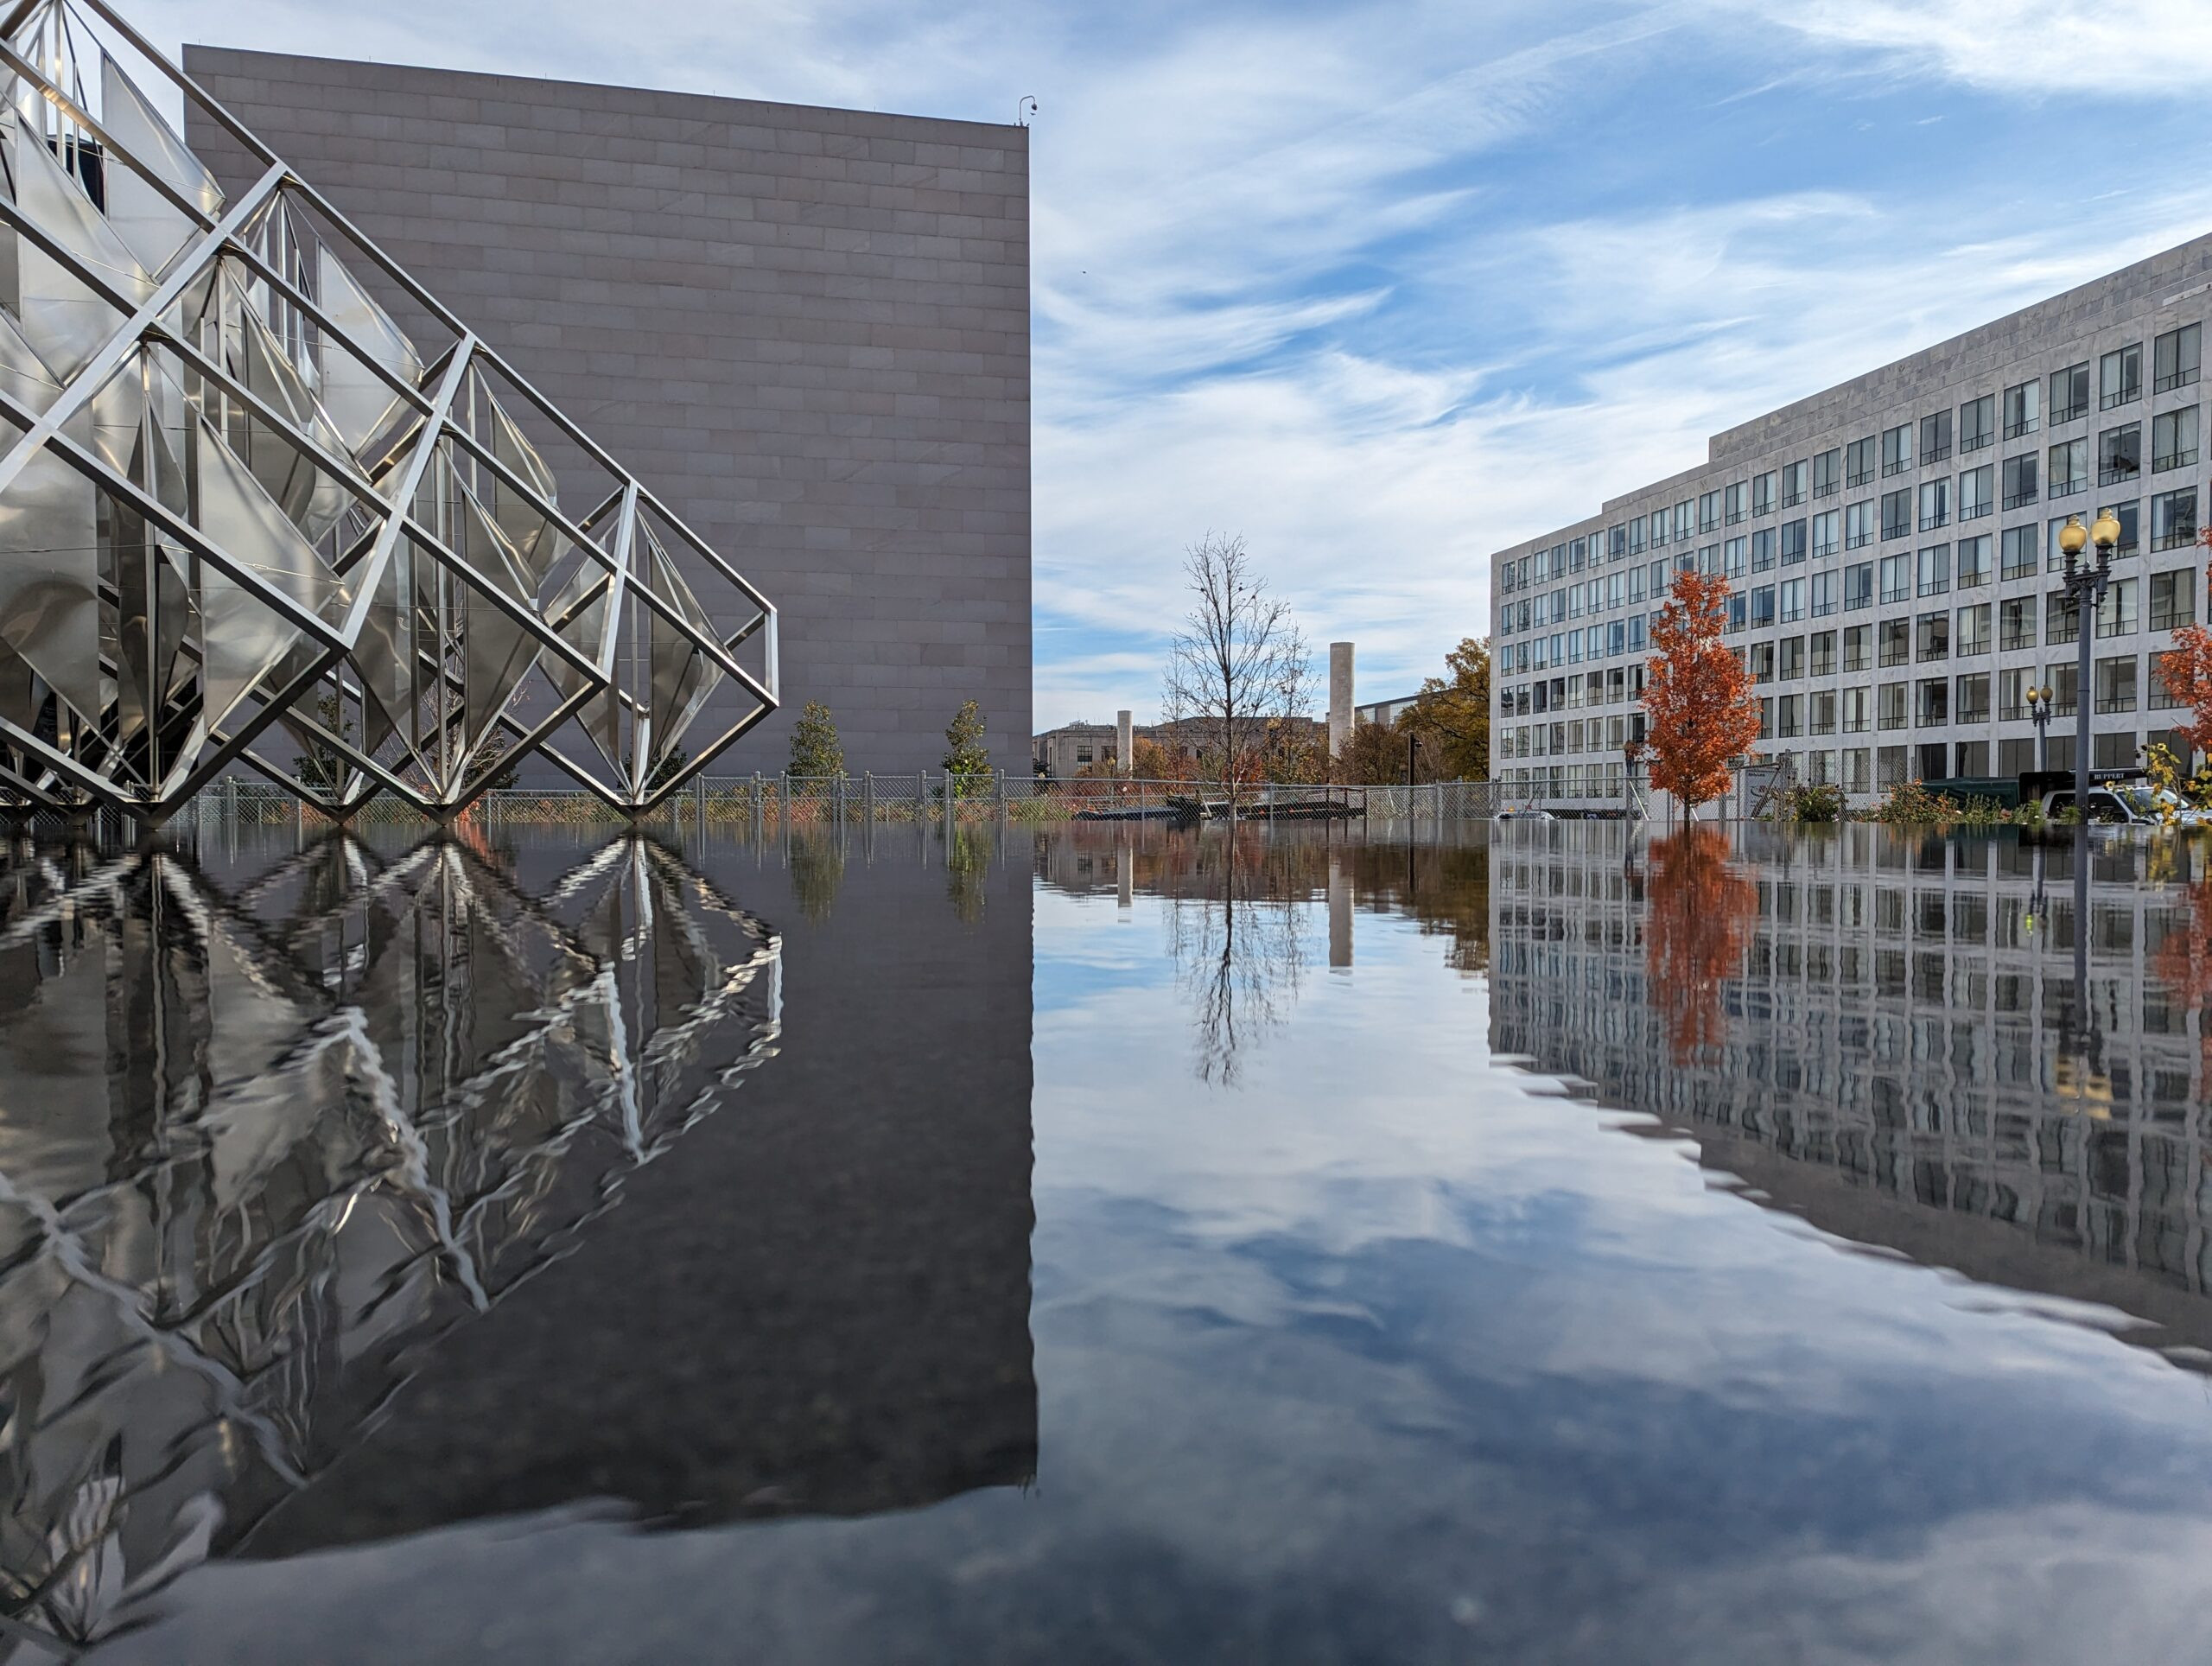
[131,0,2212,726]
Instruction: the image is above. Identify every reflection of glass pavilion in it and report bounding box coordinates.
[1491,826,2212,1364]
[0,0,776,823]
[0,831,781,1657]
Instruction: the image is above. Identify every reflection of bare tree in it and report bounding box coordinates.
[1166,830,1309,1085]
[0,831,780,1660]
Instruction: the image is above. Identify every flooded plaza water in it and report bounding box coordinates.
[2,817,2210,1662]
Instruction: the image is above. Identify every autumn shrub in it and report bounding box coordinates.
[1776,783,1846,823]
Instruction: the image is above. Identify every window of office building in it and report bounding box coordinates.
[1917,478,1948,531]
[1780,635,1806,680]
[2044,664,2078,715]
[1957,601,1993,655]
[1960,463,1993,521]
[1810,569,1838,618]
[1845,436,1877,487]
[2048,437,2088,497]
[2094,654,2139,713]
[1810,690,1837,734]
[1842,685,1872,732]
[1844,560,1874,611]
[1879,617,1910,667]
[2097,421,2141,486]
[1725,536,1747,576]
[2155,321,2201,392]
[1879,551,1911,605]
[1999,667,2031,721]
[2094,575,2139,639]
[1697,543,1720,575]
[1955,671,1992,722]
[1753,471,1777,516]
[1777,694,1803,738]
[1881,487,1911,541]
[1810,630,1837,677]
[1782,460,1807,507]
[1609,525,1627,560]
[1751,584,1776,627]
[1724,481,1745,525]
[2048,588,2081,645]
[1879,683,1909,730]
[1956,533,1991,588]
[1751,527,1776,572]
[1917,543,1950,596]
[1645,508,1666,548]
[2154,406,2199,474]
[1780,577,1807,622]
[1812,447,1842,499]
[1780,518,1808,565]
[1699,490,1720,533]
[2101,342,2142,410]
[1811,510,1840,559]
[2151,567,2196,631]
[1916,610,1950,661]
[2004,378,2041,439]
[1881,423,1912,478]
[1751,640,1775,683]
[1916,677,1949,725]
[2152,486,2199,551]
[1919,409,1951,466]
[1960,393,1995,454]
[2051,361,2089,424]
[2001,522,2040,579]
[1845,499,1875,550]
[1843,624,1872,672]
[1675,499,1695,542]
[2002,451,2038,509]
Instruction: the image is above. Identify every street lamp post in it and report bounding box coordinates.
[2024,684,2056,772]
[2056,509,2121,816]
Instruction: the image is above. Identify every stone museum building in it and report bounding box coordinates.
[187,48,1033,778]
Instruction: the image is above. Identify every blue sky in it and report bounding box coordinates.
[147,0,2212,727]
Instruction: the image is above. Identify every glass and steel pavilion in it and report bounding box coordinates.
[0,0,778,821]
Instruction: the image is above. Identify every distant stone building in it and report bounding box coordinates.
[1033,722,1119,779]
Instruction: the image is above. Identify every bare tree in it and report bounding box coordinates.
[1160,533,1314,816]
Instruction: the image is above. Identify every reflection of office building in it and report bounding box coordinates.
[1491,827,2212,1356]
[1491,237,2212,809]
[0,835,781,1658]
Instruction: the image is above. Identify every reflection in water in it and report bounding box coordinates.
[0,834,779,1658]
[1037,828,1493,1084]
[1166,832,1311,1085]
[1643,828,1758,1063]
[1496,824,2212,1362]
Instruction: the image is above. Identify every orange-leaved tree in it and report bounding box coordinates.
[1644,826,1757,1063]
[1643,569,1760,817]
[2156,540,2212,763]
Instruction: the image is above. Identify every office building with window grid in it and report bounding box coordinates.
[1491,235,2212,808]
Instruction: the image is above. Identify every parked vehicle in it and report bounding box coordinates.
[2037,785,2159,825]
[1496,806,1555,822]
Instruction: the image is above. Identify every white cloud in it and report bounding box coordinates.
[1729,0,2212,97]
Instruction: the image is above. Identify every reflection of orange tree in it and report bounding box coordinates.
[2153,872,2212,1068]
[1644,827,1757,1062]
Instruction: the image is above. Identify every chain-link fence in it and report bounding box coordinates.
[29,774,1506,833]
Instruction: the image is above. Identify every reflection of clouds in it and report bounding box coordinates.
[98,833,2212,1664]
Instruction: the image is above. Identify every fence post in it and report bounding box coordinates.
[865,771,874,824]
[836,773,847,824]
[751,772,762,837]
[995,770,1006,819]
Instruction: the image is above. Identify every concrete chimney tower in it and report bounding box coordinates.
[1116,709,1133,776]
[1328,642,1354,760]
